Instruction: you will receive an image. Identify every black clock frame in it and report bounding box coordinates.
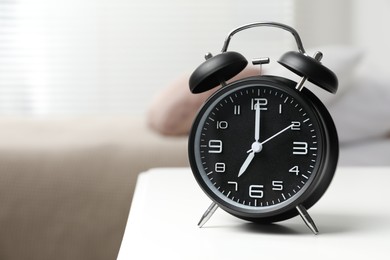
[188,75,339,223]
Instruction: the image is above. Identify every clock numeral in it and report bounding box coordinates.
[208,140,222,153]
[279,104,283,114]
[251,98,268,110]
[216,121,228,129]
[291,121,301,131]
[215,162,226,173]
[272,180,284,191]
[293,141,308,155]
[228,181,238,192]
[233,105,241,115]
[249,185,264,198]
[289,165,300,176]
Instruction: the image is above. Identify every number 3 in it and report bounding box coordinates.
[293,141,308,155]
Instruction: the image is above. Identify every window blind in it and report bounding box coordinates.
[0,0,294,116]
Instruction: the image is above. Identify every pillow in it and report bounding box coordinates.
[146,75,219,136]
[328,74,390,144]
[146,67,260,136]
[147,45,363,136]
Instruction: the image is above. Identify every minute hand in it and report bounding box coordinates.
[260,124,293,146]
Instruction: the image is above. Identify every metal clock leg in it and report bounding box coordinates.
[198,202,219,228]
[296,204,319,235]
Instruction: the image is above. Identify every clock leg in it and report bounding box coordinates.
[296,204,319,235]
[198,202,219,228]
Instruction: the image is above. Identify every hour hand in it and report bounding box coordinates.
[238,142,263,177]
[238,151,255,177]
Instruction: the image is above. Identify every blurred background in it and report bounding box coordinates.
[0,1,389,260]
[0,0,388,116]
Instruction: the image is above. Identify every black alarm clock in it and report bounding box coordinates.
[188,22,339,234]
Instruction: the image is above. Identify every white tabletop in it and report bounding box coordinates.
[117,167,390,259]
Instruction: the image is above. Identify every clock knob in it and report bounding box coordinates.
[189,51,248,94]
[278,51,338,94]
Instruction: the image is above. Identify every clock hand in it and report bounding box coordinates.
[238,123,294,177]
[254,100,261,142]
[238,151,255,177]
[260,123,294,146]
[238,123,292,178]
[239,104,261,178]
[238,142,262,177]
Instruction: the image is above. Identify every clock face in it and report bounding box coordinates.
[189,78,330,219]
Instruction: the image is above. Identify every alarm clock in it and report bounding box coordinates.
[188,22,338,234]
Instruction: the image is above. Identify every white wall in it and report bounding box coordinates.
[2,0,388,116]
[0,0,295,116]
[295,0,390,77]
[99,0,295,116]
[352,0,390,76]
[294,0,353,48]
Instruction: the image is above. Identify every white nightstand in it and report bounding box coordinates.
[117,167,390,259]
